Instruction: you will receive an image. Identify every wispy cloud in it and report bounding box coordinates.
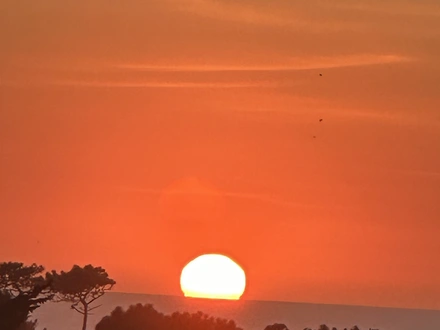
[50,80,278,89]
[169,0,358,32]
[4,53,412,75]
[0,79,278,89]
[0,53,415,91]
[118,186,345,210]
[117,54,412,72]
[332,1,440,18]
[171,0,305,28]
[396,169,440,179]
[175,0,440,30]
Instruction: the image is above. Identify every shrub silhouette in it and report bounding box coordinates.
[264,323,289,330]
[96,303,243,330]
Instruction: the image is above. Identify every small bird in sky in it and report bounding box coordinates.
[319,119,323,122]
[319,73,322,76]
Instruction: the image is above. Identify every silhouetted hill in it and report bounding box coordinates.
[31,293,440,330]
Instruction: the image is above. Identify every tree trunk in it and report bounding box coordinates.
[82,303,88,330]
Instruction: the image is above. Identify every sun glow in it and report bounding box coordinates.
[180,254,246,300]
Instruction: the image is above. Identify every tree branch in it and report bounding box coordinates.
[88,304,102,312]
[71,304,86,315]
[86,292,104,305]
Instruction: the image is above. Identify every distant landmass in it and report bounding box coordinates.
[32,292,440,330]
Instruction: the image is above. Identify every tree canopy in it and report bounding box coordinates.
[48,264,115,330]
[96,303,243,330]
[264,323,289,330]
[0,262,46,296]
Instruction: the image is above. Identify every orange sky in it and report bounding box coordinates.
[1,0,440,310]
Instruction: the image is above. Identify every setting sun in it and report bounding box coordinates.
[180,254,246,300]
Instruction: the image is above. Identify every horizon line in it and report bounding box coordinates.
[106,291,440,313]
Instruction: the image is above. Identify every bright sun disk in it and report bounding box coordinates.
[180,254,246,300]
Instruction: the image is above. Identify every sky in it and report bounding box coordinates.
[1,0,440,310]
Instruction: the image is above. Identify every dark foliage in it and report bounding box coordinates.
[96,303,243,330]
[48,264,115,330]
[0,281,52,330]
[17,319,42,330]
[0,262,47,297]
[0,262,52,330]
[264,324,289,330]
[303,326,365,330]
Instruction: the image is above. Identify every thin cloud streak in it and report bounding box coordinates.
[332,1,440,18]
[397,169,440,179]
[170,0,358,32]
[117,54,413,72]
[3,80,278,89]
[118,186,347,210]
[319,107,440,127]
[230,106,430,127]
[173,0,440,36]
[172,0,306,28]
[2,54,413,79]
[55,81,278,88]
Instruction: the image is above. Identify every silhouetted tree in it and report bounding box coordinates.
[264,323,289,330]
[96,303,243,330]
[0,262,47,297]
[0,262,52,330]
[351,327,360,330]
[48,264,115,330]
[318,325,330,330]
[17,319,40,330]
[0,280,52,330]
[332,327,338,330]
